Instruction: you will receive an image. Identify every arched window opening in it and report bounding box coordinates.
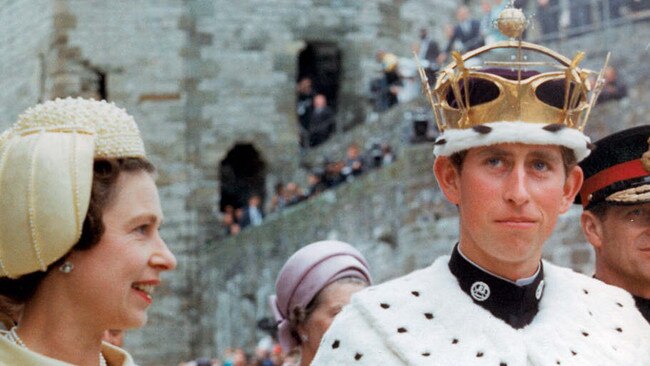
[219,144,266,213]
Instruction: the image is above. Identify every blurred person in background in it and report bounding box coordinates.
[0,296,20,331]
[270,240,372,366]
[374,50,402,111]
[415,27,441,85]
[308,94,336,147]
[596,65,628,104]
[442,5,485,66]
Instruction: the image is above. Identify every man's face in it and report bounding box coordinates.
[582,202,650,296]
[457,6,470,22]
[604,67,617,82]
[434,143,582,279]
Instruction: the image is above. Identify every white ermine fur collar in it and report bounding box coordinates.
[312,256,650,366]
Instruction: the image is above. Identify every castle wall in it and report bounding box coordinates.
[0,1,649,365]
[0,0,52,126]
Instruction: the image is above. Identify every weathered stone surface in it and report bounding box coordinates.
[0,1,649,365]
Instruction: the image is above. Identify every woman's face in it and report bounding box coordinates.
[64,171,177,329]
[298,281,365,362]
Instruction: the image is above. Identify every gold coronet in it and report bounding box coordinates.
[415,4,607,136]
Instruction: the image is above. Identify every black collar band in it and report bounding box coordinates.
[448,244,545,329]
[633,295,650,324]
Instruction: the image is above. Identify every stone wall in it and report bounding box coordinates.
[0,1,649,365]
[0,0,52,126]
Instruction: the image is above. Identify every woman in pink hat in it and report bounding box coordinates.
[270,240,372,366]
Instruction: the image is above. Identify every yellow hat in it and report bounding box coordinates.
[0,98,146,278]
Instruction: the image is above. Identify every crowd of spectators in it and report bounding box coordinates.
[178,320,298,366]
[269,142,395,214]
[178,343,298,366]
[367,0,644,113]
[220,194,264,237]
[218,141,395,237]
[534,0,650,40]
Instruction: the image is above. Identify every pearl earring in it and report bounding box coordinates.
[300,334,309,342]
[59,261,74,273]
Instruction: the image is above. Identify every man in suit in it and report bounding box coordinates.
[240,194,264,228]
[445,5,485,54]
[308,94,336,147]
[416,28,441,85]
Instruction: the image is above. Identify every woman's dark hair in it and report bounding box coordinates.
[0,295,20,328]
[0,157,155,304]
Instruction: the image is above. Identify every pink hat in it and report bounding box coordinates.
[269,240,372,353]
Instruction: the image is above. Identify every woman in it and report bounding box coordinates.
[0,98,177,365]
[270,240,372,366]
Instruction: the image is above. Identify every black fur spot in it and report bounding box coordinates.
[543,123,565,132]
[472,125,492,134]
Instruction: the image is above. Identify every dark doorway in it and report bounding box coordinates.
[297,42,342,110]
[219,144,266,211]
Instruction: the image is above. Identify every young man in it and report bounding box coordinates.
[579,125,650,323]
[312,10,650,366]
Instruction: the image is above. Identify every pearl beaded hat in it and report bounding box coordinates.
[0,97,146,278]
